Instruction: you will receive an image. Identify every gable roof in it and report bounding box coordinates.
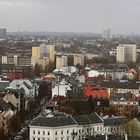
[23,81,32,90]
[10,79,33,89]
[0,97,13,111]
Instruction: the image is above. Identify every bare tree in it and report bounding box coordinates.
[120,118,140,138]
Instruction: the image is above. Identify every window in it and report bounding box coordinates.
[93,127,94,131]
[55,131,57,135]
[38,138,40,140]
[61,130,63,135]
[33,130,35,134]
[100,126,102,130]
[55,138,58,140]
[42,138,45,140]
[79,129,81,134]
[33,138,35,140]
[43,131,45,135]
[97,127,99,130]
[67,137,69,140]
[61,137,63,140]
[67,130,69,134]
[38,130,40,135]
[48,131,50,135]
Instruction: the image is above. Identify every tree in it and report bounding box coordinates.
[34,64,43,76]
[121,118,140,137]
[27,99,37,114]
[8,114,21,133]
[48,62,55,72]
[0,127,6,140]
[23,66,33,79]
[38,81,52,99]
[44,64,49,73]
[87,95,95,110]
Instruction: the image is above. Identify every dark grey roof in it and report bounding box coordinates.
[30,113,103,127]
[7,102,16,111]
[111,92,134,100]
[73,113,103,125]
[18,88,25,94]
[23,82,32,90]
[101,81,140,89]
[30,116,77,127]
[0,81,10,91]
[103,116,126,126]
[0,97,14,111]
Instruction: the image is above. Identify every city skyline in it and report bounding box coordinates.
[0,0,140,34]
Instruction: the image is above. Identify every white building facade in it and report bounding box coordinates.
[29,113,104,140]
[116,44,137,63]
[56,55,68,69]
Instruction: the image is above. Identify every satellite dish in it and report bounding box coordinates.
[69,66,77,73]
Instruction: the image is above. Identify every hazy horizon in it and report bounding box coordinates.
[1,0,140,35]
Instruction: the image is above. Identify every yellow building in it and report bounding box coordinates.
[36,57,49,70]
[49,45,55,63]
[32,44,55,65]
[32,46,40,62]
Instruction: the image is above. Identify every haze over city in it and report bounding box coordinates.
[0,0,140,34]
[1,0,140,140]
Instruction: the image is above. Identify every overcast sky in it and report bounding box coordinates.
[0,0,140,34]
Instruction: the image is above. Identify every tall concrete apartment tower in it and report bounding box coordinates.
[40,44,55,63]
[0,28,6,37]
[32,44,55,67]
[102,28,113,39]
[74,54,84,66]
[32,46,40,63]
[116,44,137,63]
[56,55,68,69]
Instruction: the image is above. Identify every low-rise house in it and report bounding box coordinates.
[73,113,104,139]
[0,97,16,130]
[10,79,35,96]
[110,98,139,117]
[30,115,78,140]
[29,112,104,140]
[101,80,140,94]
[84,85,109,98]
[102,115,126,135]
[52,80,72,97]
[0,80,10,91]
[2,87,27,111]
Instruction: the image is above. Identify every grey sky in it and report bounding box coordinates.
[0,0,140,34]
